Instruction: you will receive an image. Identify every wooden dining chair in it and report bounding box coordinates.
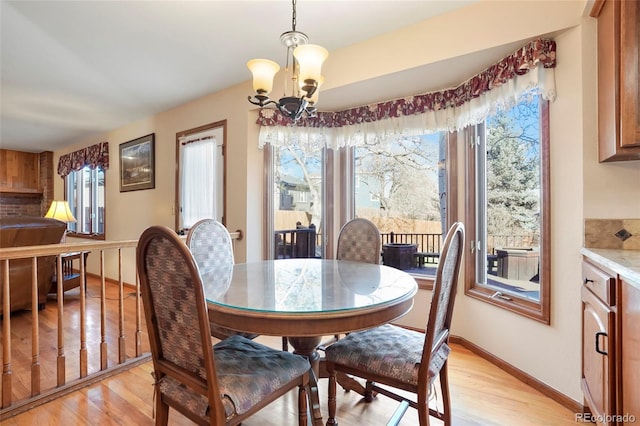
[186,219,258,341]
[336,217,381,264]
[284,218,382,353]
[321,217,382,349]
[137,225,323,426]
[325,222,465,426]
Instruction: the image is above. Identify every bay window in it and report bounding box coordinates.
[258,38,556,317]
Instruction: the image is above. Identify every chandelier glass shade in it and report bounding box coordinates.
[247,0,328,122]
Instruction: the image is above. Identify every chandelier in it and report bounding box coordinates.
[247,0,328,122]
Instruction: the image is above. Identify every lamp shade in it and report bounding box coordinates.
[247,59,280,94]
[45,200,77,223]
[293,44,328,84]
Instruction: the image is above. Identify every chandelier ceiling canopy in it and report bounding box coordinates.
[247,0,328,122]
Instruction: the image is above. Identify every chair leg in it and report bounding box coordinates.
[282,336,289,351]
[439,362,452,426]
[326,369,338,426]
[365,380,375,402]
[417,379,430,426]
[298,383,308,426]
[155,396,169,426]
[307,372,324,426]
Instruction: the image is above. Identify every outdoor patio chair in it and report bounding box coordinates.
[186,219,258,341]
[325,222,465,426]
[137,225,322,426]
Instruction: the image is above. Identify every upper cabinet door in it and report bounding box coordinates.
[619,0,640,148]
[591,0,640,161]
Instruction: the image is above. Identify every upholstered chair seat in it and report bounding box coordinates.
[158,334,312,422]
[325,324,450,388]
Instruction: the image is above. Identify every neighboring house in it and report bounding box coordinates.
[277,174,315,212]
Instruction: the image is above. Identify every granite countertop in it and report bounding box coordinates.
[580,248,640,289]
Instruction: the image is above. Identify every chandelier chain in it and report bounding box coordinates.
[292,0,297,31]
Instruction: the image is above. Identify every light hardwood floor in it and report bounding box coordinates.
[2,278,580,425]
[4,337,580,425]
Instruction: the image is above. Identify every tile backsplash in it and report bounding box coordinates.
[585,219,640,250]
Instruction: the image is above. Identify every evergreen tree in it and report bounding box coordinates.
[486,100,540,236]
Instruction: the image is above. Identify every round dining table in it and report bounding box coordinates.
[204,258,418,376]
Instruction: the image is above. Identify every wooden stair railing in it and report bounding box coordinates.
[0,231,241,420]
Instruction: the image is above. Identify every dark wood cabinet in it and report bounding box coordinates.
[590,0,640,161]
[582,257,640,425]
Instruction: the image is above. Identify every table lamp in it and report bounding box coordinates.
[45,200,76,242]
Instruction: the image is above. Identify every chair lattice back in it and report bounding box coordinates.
[336,218,381,264]
[187,219,258,340]
[187,219,234,272]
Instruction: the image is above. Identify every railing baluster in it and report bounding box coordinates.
[2,259,12,409]
[56,254,66,387]
[79,251,87,378]
[118,249,126,364]
[135,264,142,357]
[100,250,108,370]
[30,257,40,396]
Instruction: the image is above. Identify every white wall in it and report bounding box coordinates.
[52,0,640,405]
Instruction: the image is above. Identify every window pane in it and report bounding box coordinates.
[274,143,323,259]
[64,166,105,237]
[181,140,216,228]
[478,97,541,302]
[354,133,447,275]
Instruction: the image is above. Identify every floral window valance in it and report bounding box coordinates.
[257,38,556,149]
[57,141,109,177]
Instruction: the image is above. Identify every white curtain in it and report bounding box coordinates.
[181,140,216,228]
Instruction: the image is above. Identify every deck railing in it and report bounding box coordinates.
[274,225,319,259]
[380,232,442,254]
[380,232,536,256]
[0,232,240,419]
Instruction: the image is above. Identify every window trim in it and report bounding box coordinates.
[464,99,551,324]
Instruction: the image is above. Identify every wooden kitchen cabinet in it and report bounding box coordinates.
[582,260,616,425]
[590,0,640,161]
[582,258,640,425]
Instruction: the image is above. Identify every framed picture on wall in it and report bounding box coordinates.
[119,133,155,192]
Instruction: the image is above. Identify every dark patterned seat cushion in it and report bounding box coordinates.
[158,335,310,421]
[325,324,450,387]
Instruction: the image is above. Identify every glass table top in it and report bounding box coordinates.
[203,258,418,315]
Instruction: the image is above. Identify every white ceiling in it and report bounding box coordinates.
[1,0,527,153]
